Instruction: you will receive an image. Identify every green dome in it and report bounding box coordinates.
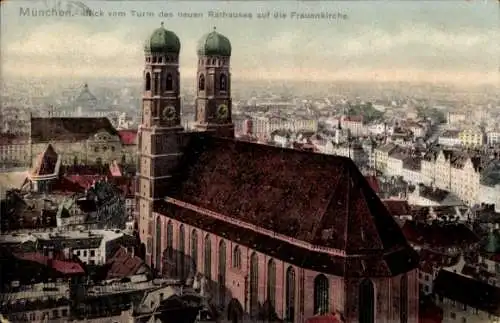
[144,23,181,54]
[197,27,232,57]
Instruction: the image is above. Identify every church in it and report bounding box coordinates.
[136,23,420,323]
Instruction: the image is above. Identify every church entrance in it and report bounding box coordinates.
[227,298,243,323]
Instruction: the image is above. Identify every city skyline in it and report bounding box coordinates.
[1,0,498,86]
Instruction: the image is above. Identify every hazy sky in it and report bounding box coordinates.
[1,0,498,86]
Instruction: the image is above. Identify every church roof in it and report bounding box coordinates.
[155,135,419,277]
[31,117,118,143]
[31,144,59,177]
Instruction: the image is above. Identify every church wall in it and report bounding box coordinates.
[343,271,419,323]
[153,211,418,323]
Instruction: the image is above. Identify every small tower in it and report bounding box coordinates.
[194,27,234,138]
[138,23,184,267]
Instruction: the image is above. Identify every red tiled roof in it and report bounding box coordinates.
[383,199,411,217]
[306,314,341,323]
[106,247,147,279]
[13,252,85,275]
[156,135,418,277]
[109,160,123,177]
[31,144,59,176]
[117,129,137,145]
[419,302,443,323]
[343,115,363,122]
[64,175,106,190]
[364,175,380,193]
[402,221,479,247]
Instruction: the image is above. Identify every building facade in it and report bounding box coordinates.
[137,24,420,323]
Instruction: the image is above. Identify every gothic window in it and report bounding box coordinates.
[285,266,296,322]
[198,74,205,91]
[166,73,173,91]
[267,259,276,312]
[166,220,173,259]
[218,240,227,306]
[400,274,408,323]
[204,234,212,280]
[314,274,329,315]
[220,74,227,91]
[154,73,160,95]
[250,252,259,317]
[179,225,185,278]
[145,73,151,91]
[155,216,162,271]
[191,230,198,272]
[359,279,375,323]
[233,246,241,269]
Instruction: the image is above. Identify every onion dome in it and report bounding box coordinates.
[144,22,181,54]
[197,27,231,57]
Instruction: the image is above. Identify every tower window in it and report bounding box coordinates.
[220,74,227,92]
[166,74,173,91]
[145,73,151,91]
[158,57,163,63]
[198,74,205,91]
[152,56,157,63]
[154,73,160,95]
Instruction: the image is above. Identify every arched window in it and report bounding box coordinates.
[285,266,296,322]
[359,279,375,323]
[166,220,173,259]
[178,225,185,279]
[218,240,227,306]
[155,216,162,271]
[267,259,276,312]
[233,246,241,269]
[220,74,227,91]
[314,274,329,315]
[250,252,259,317]
[96,157,102,166]
[166,73,173,91]
[154,72,160,95]
[191,230,198,272]
[400,274,408,323]
[198,74,205,91]
[145,73,151,91]
[204,234,212,280]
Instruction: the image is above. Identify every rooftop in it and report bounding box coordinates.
[155,135,418,277]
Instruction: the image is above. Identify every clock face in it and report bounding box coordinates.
[162,106,176,121]
[217,104,228,120]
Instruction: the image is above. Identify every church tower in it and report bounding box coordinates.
[194,27,234,138]
[137,23,183,267]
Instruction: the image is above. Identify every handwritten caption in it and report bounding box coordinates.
[19,8,349,20]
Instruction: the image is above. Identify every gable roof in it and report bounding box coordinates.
[30,117,118,143]
[31,144,59,177]
[434,269,500,316]
[155,135,418,277]
[117,129,138,145]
